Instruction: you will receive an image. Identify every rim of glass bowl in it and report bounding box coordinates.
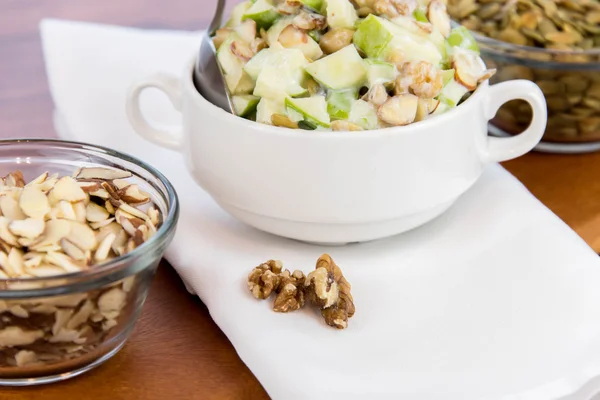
[452,21,600,71]
[0,139,179,299]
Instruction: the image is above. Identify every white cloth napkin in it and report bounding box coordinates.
[40,19,600,400]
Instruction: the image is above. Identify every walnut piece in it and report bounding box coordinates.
[305,254,355,329]
[247,260,283,299]
[273,270,306,313]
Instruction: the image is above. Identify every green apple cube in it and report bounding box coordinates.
[232,95,260,117]
[304,45,366,90]
[253,48,309,100]
[447,26,480,53]
[353,15,393,59]
[437,78,469,107]
[243,48,276,80]
[242,0,280,30]
[441,69,455,86]
[413,8,428,22]
[432,101,452,115]
[364,59,397,86]
[216,33,256,94]
[256,98,286,125]
[267,19,323,60]
[327,89,358,120]
[299,0,324,12]
[226,1,253,27]
[285,96,331,127]
[348,100,379,130]
[326,0,358,29]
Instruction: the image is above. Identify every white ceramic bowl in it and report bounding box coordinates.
[126,57,547,244]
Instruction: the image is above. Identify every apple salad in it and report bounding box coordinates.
[212,0,495,131]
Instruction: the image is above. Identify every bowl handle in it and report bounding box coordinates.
[125,73,184,152]
[481,80,547,163]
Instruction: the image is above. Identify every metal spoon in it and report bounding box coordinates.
[193,0,233,113]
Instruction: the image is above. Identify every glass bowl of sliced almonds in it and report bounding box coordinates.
[448,0,600,153]
[0,139,179,385]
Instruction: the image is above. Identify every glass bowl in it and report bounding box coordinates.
[472,32,600,153]
[0,139,179,385]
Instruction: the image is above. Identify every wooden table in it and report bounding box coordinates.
[1,1,600,398]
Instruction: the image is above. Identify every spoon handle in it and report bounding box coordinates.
[208,0,226,35]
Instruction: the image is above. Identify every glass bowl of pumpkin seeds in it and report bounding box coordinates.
[0,139,179,385]
[449,0,600,153]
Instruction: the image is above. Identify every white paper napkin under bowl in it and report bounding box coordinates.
[40,19,600,400]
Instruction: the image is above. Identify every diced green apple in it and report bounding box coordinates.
[304,45,366,90]
[226,1,253,28]
[413,8,428,22]
[235,20,258,43]
[364,59,397,86]
[216,33,256,95]
[437,78,469,107]
[242,0,280,30]
[256,98,286,125]
[232,95,260,117]
[441,69,455,85]
[326,89,358,120]
[355,15,442,65]
[326,0,358,29]
[267,19,323,60]
[285,96,331,127]
[299,0,324,12]
[253,48,309,100]
[348,100,379,130]
[353,15,393,59]
[447,26,480,53]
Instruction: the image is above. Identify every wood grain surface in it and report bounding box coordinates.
[0,0,599,399]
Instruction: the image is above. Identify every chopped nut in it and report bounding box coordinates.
[293,11,328,31]
[273,270,306,313]
[428,0,451,37]
[271,114,299,129]
[8,218,44,239]
[398,61,444,99]
[213,28,233,50]
[331,120,365,131]
[364,83,389,106]
[278,25,310,49]
[76,167,132,181]
[392,0,417,15]
[231,40,255,62]
[305,254,355,329]
[19,186,50,219]
[248,260,284,299]
[319,28,355,55]
[378,94,419,126]
[15,350,37,366]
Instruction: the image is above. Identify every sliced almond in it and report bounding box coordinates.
[52,309,74,335]
[65,221,97,251]
[28,264,68,277]
[452,49,483,91]
[0,195,27,220]
[145,220,157,239]
[428,0,451,37]
[0,269,8,279]
[95,233,116,262]
[30,219,71,251]
[112,179,130,190]
[60,238,87,261]
[76,167,132,181]
[26,172,48,187]
[45,251,84,273]
[96,222,122,243]
[8,218,45,239]
[0,251,14,276]
[377,94,419,126]
[4,171,25,188]
[50,176,87,203]
[0,217,19,246]
[73,201,86,223]
[90,218,116,230]
[66,300,94,330]
[105,200,115,215]
[89,188,110,199]
[119,217,137,237]
[8,248,24,276]
[23,253,43,269]
[147,207,160,226]
[119,185,150,205]
[19,186,50,219]
[118,203,149,222]
[111,230,129,256]
[58,200,77,220]
[86,203,109,222]
[39,173,59,193]
[77,181,101,193]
